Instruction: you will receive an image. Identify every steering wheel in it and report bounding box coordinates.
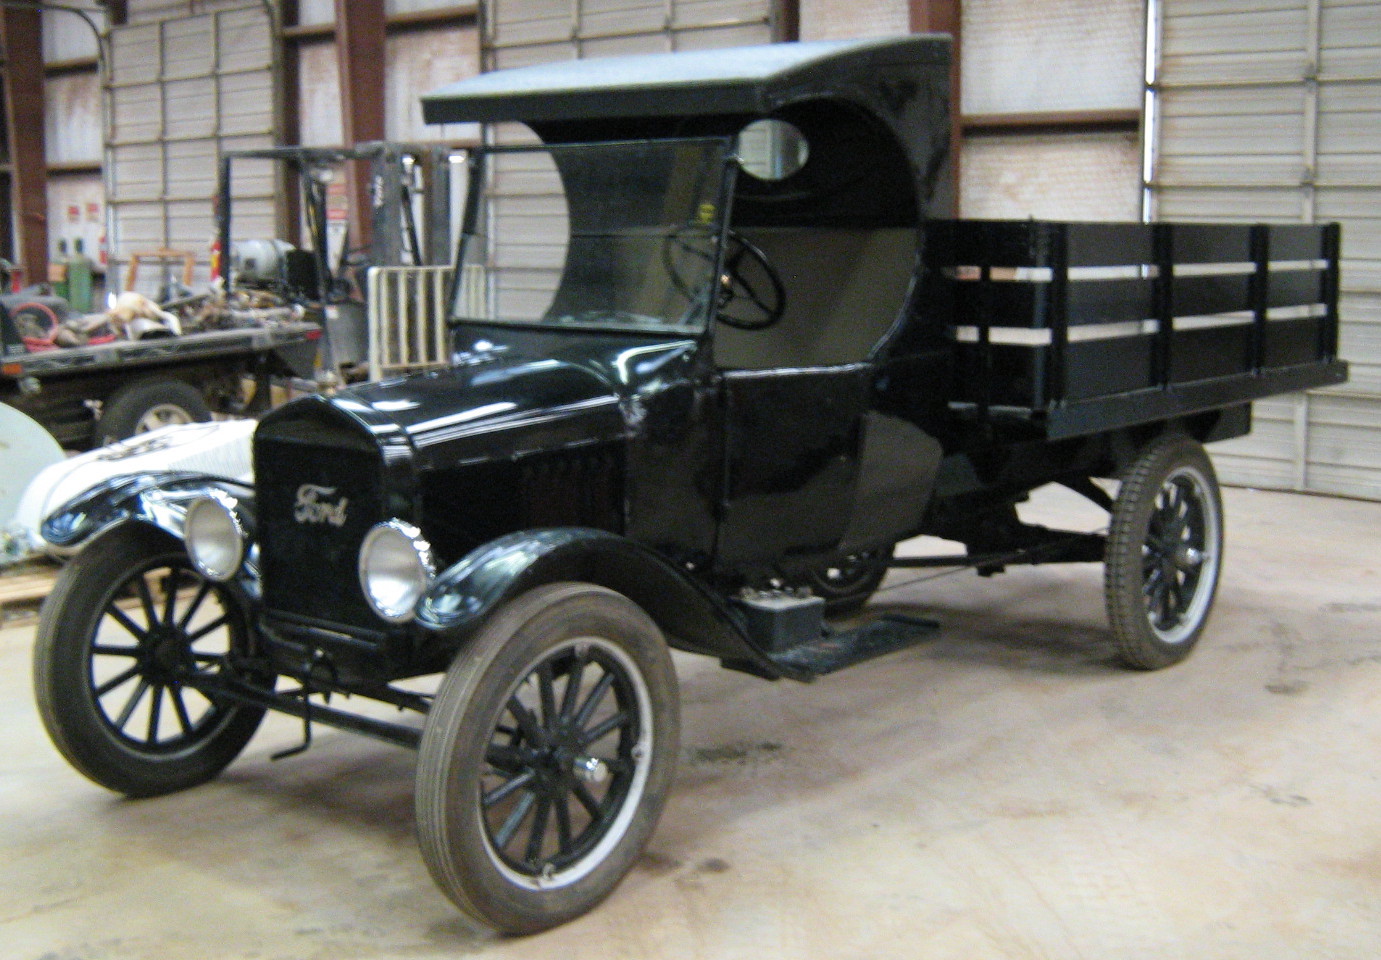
[664,226,787,331]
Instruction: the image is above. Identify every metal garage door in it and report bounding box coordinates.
[1151,0,1381,499]
[478,0,776,318]
[106,4,279,299]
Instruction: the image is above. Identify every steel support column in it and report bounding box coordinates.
[1,7,48,287]
[773,0,800,42]
[910,0,961,211]
[280,0,302,247]
[334,0,387,249]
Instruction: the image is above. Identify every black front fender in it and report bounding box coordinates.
[416,527,790,679]
[41,471,256,549]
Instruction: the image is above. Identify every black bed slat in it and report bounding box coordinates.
[928,219,1345,437]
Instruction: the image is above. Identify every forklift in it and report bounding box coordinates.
[216,141,455,383]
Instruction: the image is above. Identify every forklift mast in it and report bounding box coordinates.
[217,141,453,304]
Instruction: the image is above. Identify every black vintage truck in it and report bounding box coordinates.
[33,36,1345,934]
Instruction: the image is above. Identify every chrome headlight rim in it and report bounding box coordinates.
[358,519,436,624]
[184,493,247,583]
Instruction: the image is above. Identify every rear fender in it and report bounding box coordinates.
[416,527,790,678]
[41,471,256,549]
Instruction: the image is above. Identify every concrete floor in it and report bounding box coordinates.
[2,484,1379,959]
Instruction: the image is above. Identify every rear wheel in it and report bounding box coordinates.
[803,547,893,616]
[415,583,679,934]
[1105,435,1223,669]
[96,379,211,445]
[33,522,268,796]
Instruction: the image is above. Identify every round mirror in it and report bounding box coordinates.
[737,119,809,181]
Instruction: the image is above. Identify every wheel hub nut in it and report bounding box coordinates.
[573,755,608,784]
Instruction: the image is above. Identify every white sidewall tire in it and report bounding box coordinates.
[414,582,679,935]
[1105,435,1224,670]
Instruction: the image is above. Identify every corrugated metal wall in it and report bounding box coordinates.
[105,2,278,297]
[1153,0,1381,500]
[294,19,481,147]
[485,0,775,68]
[41,8,106,271]
[960,0,1144,220]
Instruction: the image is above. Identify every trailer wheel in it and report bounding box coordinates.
[415,583,679,934]
[33,522,268,797]
[803,547,893,616]
[1105,435,1223,669]
[96,379,211,445]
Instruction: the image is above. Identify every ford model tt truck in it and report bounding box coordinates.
[33,37,1346,933]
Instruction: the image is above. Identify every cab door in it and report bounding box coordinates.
[713,363,870,567]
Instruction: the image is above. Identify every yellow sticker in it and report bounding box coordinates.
[697,203,716,224]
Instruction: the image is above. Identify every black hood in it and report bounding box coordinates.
[263,328,701,469]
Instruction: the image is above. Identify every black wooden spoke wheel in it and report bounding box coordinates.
[416,583,679,935]
[1105,435,1224,669]
[33,523,268,797]
[803,547,893,616]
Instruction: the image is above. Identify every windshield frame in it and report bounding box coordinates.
[447,136,738,338]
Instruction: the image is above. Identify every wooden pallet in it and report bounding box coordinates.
[0,565,58,619]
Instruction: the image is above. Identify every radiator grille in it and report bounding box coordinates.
[255,426,386,631]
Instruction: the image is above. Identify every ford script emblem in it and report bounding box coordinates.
[294,484,349,527]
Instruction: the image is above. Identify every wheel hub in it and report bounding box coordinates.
[142,626,191,678]
[528,727,596,793]
[573,755,609,784]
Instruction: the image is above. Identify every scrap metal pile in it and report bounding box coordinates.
[11,284,308,354]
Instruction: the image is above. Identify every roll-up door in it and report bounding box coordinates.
[959,0,1145,221]
[106,4,279,299]
[1152,0,1381,500]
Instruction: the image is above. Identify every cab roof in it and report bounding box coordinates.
[423,35,956,223]
[421,35,949,127]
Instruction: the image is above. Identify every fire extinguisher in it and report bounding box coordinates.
[210,234,222,282]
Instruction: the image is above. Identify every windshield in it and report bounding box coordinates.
[451,138,732,335]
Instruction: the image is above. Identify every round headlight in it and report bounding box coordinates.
[359,520,435,623]
[184,495,245,582]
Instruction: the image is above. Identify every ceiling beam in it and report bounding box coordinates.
[964,108,1141,135]
[285,5,478,43]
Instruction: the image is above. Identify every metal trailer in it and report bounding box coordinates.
[0,309,320,449]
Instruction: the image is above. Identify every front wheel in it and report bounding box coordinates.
[415,583,679,934]
[33,522,268,796]
[1104,435,1224,670]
